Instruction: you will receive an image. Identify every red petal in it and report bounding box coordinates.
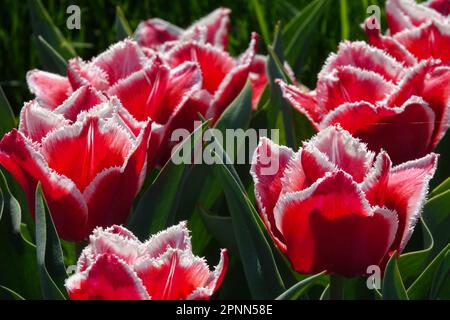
[250,137,295,250]
[135,18,183,49]
[166,40,235,95]
[41,117,133,192]
[316,66,395,111]
[426,0,450,15]
[386,61,450,151]
[420,66,450,148]
[89,226,142,265]
[53,86,107,121]
[321,98,436,164]
[364,17,417,66]
[361,151,392,206]
[277,80,321,126]
[163,62,203,124]
[249,55,268,109]
[304,126,375,183]
[320,41,405,83]
[393,22,450,64]
[66,254,149,300]
[26,70,72,110]
[82,119,151,233]
[209,33,257,120]
[108,59,170,122]
[187,249,228,300]
[186,8,231,49]
[92,40,146,85]
[19,100,68,142]
[0,130,88,241]
[135,249,211,300]
[142,221,191,258]
[386,0,445,34]
[67,58,110,91]
[384,153,438,253]
[275,171,398,276]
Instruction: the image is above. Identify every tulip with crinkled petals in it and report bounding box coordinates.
[65,222,228,300]
[0,96,153,242]
[250,125,438,277]
[278,41,450,164]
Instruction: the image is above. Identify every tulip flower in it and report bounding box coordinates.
[251,125,438,277]
[384,0,449,35]
[277,41,450,164]
[0,96,153,241]
[135,8,267,109]
[65,222,228,300]
[26,40,202,167]
[135,7,231,50]
[163,32,258,122]
[364,8,450,66]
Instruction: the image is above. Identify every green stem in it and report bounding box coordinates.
[329,274,345,300]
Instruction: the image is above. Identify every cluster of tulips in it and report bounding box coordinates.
[0,0,449,300]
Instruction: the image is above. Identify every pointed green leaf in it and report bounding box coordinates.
[127,122,208,239]
[430,248,450,299]
[35,184,67,300]
[215,81,253,133]
[116,6,132,41]
[266,23,295,149]
[382,253,408,300]
[0,170,41,299]
[0,86,17,136]
[276,272,326,300]
[28,0,75,73]
[209,134,284,299]
[408,242,450,299]
[37,35,68,75]
[284,0,330,67]
[251,0,270,45]
[0,286,25,300]
[199,207,236,251]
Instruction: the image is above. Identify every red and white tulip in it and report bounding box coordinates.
[0,93,153,241]
[135,8,267,109]
[251,125,438,277]
[26,40,203,167]
[65,222,228,300]
[278,41,450,164]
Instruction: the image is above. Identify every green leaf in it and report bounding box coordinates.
[283,0,330,67]
[251,0,270,45]
[430,176,450,198]
[382,253,409,300]
[28,0,75,73]
[116,6,132,41]
[398,218,433,285]
[127,122,208,240]
[423,190,450,259]
[0,170,41,299]
[37,35,68,75]
[276,272,326,300]
[215,81,253,133]
[0,286,25,300]
[430,248,450,299]
[398,189,450,285]
[210,135,285,299]
[0,86,17,137]
[407,242,450,299]
[339,0,350,40]
[199,207,236,251]
[266,23,295,149]
[35,184,67,300]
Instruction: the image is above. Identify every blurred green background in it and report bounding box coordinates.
[0,0,385,113]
